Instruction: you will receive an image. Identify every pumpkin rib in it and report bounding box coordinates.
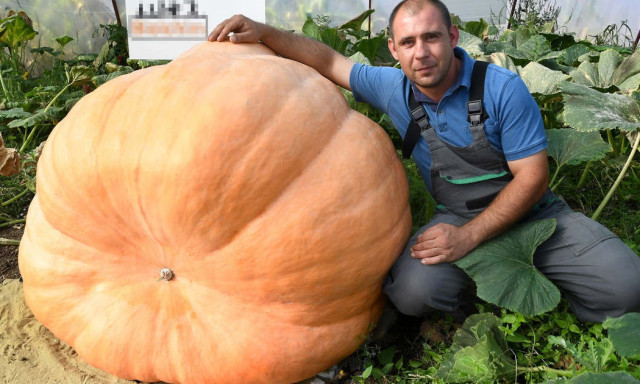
[188,111,411,325]
[163,72,350,256]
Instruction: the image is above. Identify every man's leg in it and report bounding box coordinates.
[531,203,640,322]
[383,212,473,316]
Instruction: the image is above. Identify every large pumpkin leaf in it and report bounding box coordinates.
[547,129,611,167]
[436,313,515,383]
[560,81,640,132]
[454,219,560,316]
[483,52,519,74]
[570,48,640,93]
[557,43,592,66]
[552,372,640,384]
[457,30,484,58]
[613,49,640,91]
[521,61,570,95]
[602,312,640,358]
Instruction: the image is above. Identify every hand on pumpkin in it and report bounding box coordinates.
[208,14,264,43]
[410,223,479,265]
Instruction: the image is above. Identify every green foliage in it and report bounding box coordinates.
[301,11,395,66]
[437,313,516,383]
[602,313,640,359]
[1,5,640,383]
[454,219,561,316]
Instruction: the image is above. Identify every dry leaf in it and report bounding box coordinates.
[0,133,21,177]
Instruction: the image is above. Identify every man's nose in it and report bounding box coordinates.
[415,40,429,59]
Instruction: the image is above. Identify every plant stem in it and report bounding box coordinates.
[1,188,29,207]
[549,162,562,190]
[0,70,11,102]
[606,129,619,157]
[577,161,592,189]
[19,82,71,153]
[519,365,573,377]
[0,219,26,229]
[0,238,20,246]
[592,131,640,221]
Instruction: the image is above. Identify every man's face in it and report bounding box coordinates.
[388,5,459,98]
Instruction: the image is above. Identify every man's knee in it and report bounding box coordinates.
[571,266,640,322]
[383,263,469,316]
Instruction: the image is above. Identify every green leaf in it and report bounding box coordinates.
[7,109,50,128]
[519,35,552,61]
[457,30,485,57]
[0,107,31,120]
[521,61,570,95]
[598,49,623,87]
[301,18,320,40]
[570,61,600,87]
[353,35,385,65]
[483,52,519,74]
[558,44,592,66]
[377,346,396,366]
[55,35,74,49]
[561,372,640,384]
[602,312,640,358]
[547,129,611,167]
[613,49,640,88]
[560,81,640,132]
[454,219,560,316]
[338,9,374,33]
[436,313,515,383]
[66,65,95,88]
[464,19,489,40]
[0,15,37,51]
[361,365,373,379]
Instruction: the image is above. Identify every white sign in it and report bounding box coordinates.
[126,0,265,59]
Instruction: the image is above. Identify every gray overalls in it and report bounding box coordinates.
[383,62,640,322]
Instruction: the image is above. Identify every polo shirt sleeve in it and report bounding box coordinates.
[349,63,405,115]
[493,73,548,161]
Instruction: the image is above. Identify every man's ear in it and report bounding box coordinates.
[388,37,399,61]
[449,25,460,48]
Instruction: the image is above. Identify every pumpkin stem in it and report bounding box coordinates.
[159,267,174,281]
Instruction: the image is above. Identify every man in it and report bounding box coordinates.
[208,0,640,322]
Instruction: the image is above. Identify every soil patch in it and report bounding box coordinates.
[0,224,23,284]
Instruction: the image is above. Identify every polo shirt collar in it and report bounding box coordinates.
[410,47,474,105]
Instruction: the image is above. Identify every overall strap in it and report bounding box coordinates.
[401,91,431,159]
[401,60,490,159]
[467,60,489,126]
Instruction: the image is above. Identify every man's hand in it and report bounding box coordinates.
[208,14,264,43]
[411,223,479,265]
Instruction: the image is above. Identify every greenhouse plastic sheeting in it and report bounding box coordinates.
[2,0,509,55]
[3,0,124,55]
[3,0,636,56]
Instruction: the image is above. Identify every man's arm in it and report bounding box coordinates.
[208,15,354,90]
[410,149,549,264]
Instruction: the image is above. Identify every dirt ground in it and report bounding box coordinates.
[0,224,23,283]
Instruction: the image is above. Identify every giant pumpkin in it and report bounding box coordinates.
[18,42,412,384]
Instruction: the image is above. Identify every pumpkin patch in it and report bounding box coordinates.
[17,42,411,384]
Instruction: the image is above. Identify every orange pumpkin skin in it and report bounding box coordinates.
[18,42,411,384]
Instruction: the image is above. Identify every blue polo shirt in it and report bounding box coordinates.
[349,47,547,191]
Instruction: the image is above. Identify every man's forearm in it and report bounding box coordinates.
[210,16,353,90]
[462,173,548,247]
[462,153,549,247]
[257,25,347,85]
